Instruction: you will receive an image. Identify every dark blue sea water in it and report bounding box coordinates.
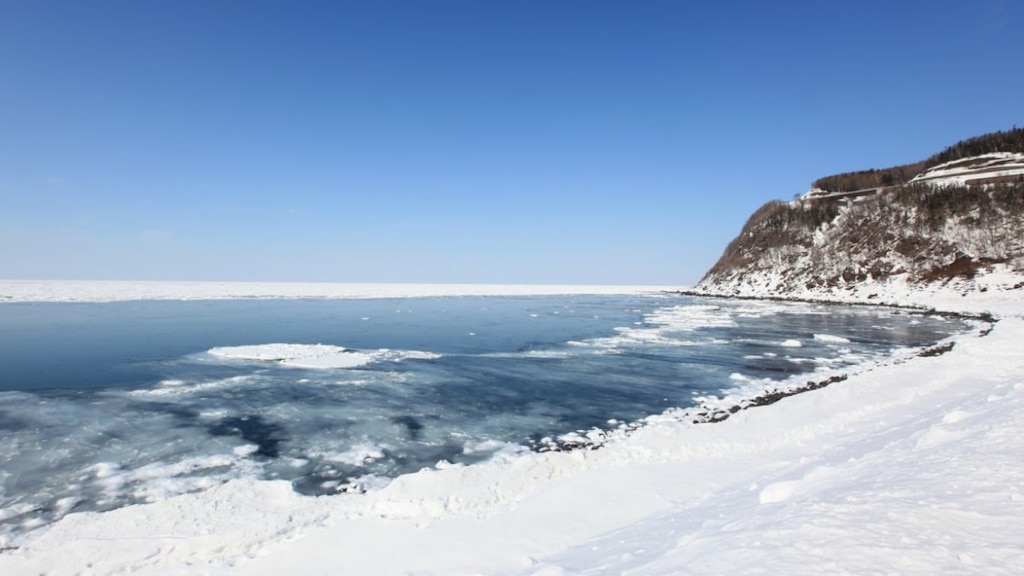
[0,294,968,545]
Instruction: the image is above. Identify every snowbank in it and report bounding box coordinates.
[1,284,1022,575]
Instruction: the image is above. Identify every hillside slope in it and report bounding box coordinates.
[695,129,1024,307]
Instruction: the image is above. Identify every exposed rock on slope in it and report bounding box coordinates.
[696,129,1024,305]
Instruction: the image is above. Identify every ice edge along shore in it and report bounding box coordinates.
[0,280,679,303]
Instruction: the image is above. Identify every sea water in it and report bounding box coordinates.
[0,294,969,546]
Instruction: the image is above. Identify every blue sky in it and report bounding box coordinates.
[1,1,1021,285]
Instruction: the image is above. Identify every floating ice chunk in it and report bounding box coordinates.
[386,350,442,361]
[282,351,376,369]
[814,334,851,344]
[208,344,374,368]
[136,375,258,397]
[317,443,387,466]
[206,344,441,369]
[463,439,531,464]
[233,444,260,457]
[90,462,122,479]
[208,343,341,362]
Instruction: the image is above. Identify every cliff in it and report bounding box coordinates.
[695,128,1024,307]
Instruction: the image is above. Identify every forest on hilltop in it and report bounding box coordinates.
[812,127,1024,193]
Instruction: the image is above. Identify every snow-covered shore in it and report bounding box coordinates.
[1,282,1021,575]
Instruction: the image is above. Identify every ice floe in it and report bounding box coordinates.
[207,343,441,369]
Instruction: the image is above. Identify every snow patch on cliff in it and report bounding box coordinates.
[909,152,1024,187]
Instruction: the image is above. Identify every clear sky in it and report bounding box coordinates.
[1,1,1021,285]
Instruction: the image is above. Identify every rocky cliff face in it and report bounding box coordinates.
[695,133,1024,305]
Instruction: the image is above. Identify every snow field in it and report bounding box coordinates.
[524,320,1024,575]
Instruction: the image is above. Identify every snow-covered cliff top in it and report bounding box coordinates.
[909,152,1024,187]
